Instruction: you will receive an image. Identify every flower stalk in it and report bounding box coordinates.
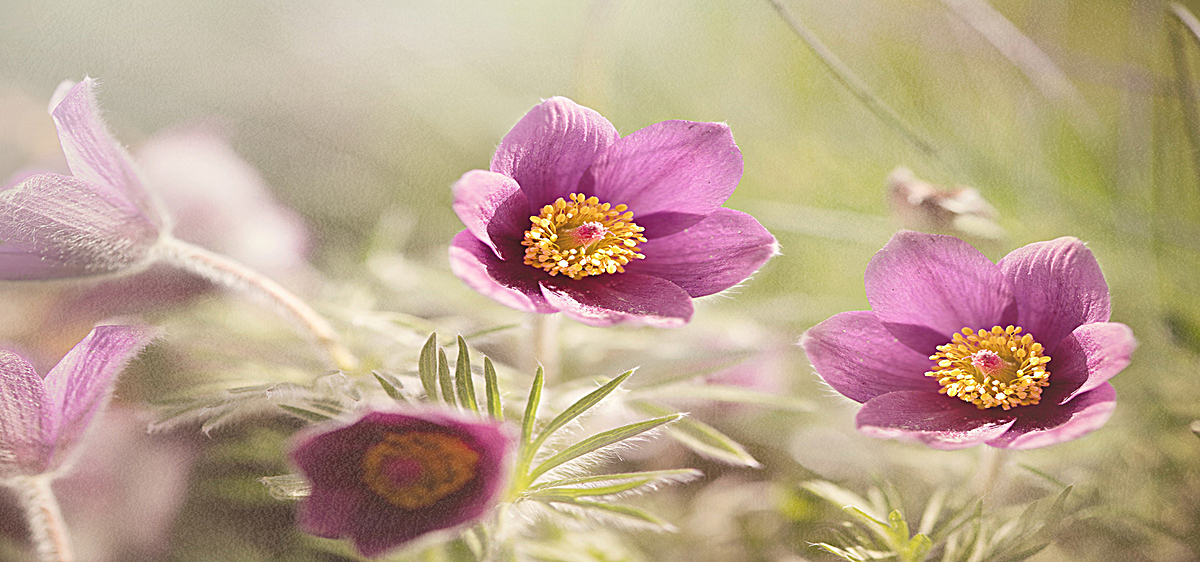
[15,476,74,562]
[531,313,560,382]
[153,237,358,371]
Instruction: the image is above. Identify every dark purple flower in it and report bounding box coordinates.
[449,97,777,327]
[0,325,160,478]
[290,408,513,557]
[0,79,164,280]
[799,231,1135,450]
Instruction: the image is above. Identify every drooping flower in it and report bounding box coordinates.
[0,79,165,280]
[290,408,513,557]
[0,325,160,478]
[449,97,778,327]
[799,231,1135,450]
[886,167,1004,241]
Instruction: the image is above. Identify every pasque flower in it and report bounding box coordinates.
[0,79,164,280]
[450,97,777,327]
[290,408,513,557]
[0,324,160,479]
[799,231,1135,450]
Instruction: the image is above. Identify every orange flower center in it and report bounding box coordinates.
[926,325,1051,410]
[360,431,479,509]
[521,193,647,280]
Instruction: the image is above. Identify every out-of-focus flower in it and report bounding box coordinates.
[290,408,513,557]
[449,97,777,327]
[887,167,1005,241]
[799,231,1135,450]
[0,325,159,478]
[0,79,164,280]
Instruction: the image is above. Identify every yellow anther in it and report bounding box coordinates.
[924,325,1051,410]
[522,193,647,280]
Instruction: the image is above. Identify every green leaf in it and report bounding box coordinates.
[259,474,312,501]
[463,323,522,340]
[438,347,456,407]
[419,332,438,401]
[455,336,479,413]
[527,414,683,482]
[277,404,334,423]
[632,400,760,467]
[525,370,636,464]
[535,497,676,531]
[484,357,503,420]
[372,371,404,401]
[520,366,545,453]
[529,468,703,492]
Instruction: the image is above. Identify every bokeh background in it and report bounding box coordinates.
[4,0,1200,560]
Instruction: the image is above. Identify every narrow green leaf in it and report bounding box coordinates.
[812,543,869,561]
[887,510,910,546]
[277,404,334,423]
[419,332,438,401]
[528,468,703,491]
[901,533,932,562]
[373,372,404,401]
[535,497,675,530]
[463,322,522,340]
[259,474,312,500]
[524,480,656,500]
[484,357,502,420]
[527,370,636,459]
[520,366,545,450]
[455,336,479,413]
[632,400,760,467]
[527,414,682,482]
[438,348,457,407]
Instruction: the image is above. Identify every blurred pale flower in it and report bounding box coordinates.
[0,79,164,280]
[887,167,1005,241]
[290,408,513,557]
[799,231,1135,450]
[449,97,777,327]
[0,325,159,478]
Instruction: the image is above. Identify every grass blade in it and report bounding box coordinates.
[438,347,456,407]
[520,366,545,455]
[484,356,503,420]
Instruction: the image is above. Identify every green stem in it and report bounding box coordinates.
[531,313,560,382]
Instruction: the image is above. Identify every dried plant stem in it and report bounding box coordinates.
[154,237,358,371]
[531,313,560,382]
[14,476,73,562]
[1170,3,1200,186]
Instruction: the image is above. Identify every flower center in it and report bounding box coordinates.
[360,431,480,510]
[522,193,647,280]
[926,325,1051,410]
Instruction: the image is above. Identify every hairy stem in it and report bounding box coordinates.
[154,237,358,371]
[531,313,560,382]
[15,476,73,562]
[972,447,1009,499]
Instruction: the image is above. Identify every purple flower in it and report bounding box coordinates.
[0,325,160,478]
[290,408,513,557]
[449,97,777,327]
[0,79,164,280]
[799,231,1136,450]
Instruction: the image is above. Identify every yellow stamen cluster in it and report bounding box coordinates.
[926,325,1051,410]
[360,431,479,510]
[522,193,647,280]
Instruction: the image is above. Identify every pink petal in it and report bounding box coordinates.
[490,97,619,208]
[42,325,160,468]
[540,273,694,327]
[986,383,1116,449]
[855,390,1016,450]
[451,170,531,259]
[0,351,50,477]
[448,230,556,313]
[49,78,159,225]
[998,237,1111,353]
[1047,322,1135,404]
[624,208,776,297]
[0,173,161,280]
[578,120,742,238]
[865,231,1017,354]
[799,312,939,403]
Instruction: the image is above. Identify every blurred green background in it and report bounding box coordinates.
[4,0,1200,560]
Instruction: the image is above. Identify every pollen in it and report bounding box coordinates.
[522,193,647,280]
[926,325,1051,410]
[360,431,480,510]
